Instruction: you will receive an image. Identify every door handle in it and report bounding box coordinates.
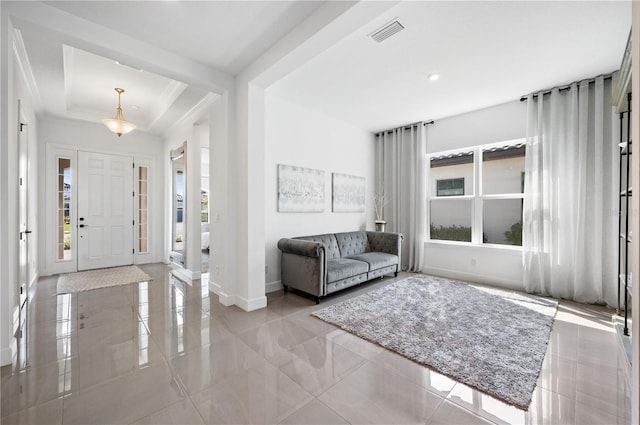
[79,224,86,228]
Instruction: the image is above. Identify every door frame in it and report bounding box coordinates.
[45,144,155,275]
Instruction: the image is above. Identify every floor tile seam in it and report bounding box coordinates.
[278,348,368,398]
[444,392,516,425]
[59,361,180,409]
[574,390,631,419]
[574,356,630,372]
[276,396,351,425]
[272,392,317,425]
[366,349,462,399]
[423,396,465,425]
[168,372,205,423]
[307,360,371,399]
[573,396,630,423]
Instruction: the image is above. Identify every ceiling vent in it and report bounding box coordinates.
[370,20,404,43]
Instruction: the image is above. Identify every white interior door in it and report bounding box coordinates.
[18,109,29,322]
[78,151,134,270]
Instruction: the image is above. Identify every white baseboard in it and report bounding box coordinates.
[169,265,200,282]
[422,267,523,291]
[236,295,267,312]
[0,347,11,366]
[209,280,221,295]
[266,280,282,293]
[218,291,236,306]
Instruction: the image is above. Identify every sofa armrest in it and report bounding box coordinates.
[277,238,324,257]
[366,231,404,256]
[278,238,326,297]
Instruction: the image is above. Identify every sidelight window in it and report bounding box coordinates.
[57,158,72,261]
[138,166,149,253]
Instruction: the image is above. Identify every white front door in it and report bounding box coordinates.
[77,151,134,270]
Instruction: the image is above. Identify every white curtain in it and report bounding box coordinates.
[523,75,618,305]
[375,124,427,272]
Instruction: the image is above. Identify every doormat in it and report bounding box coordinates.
[312,274,558,410]
[57,265,152,294]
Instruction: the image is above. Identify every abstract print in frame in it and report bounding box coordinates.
[277,164,325,212]
[332,173,365,212]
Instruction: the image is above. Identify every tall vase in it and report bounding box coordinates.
[374,220,386,232]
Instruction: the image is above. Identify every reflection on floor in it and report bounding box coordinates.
[201,250,209,274]
[0,264,631,424]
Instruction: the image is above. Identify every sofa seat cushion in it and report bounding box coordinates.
[327,258,369,283]
[347,252,398,271]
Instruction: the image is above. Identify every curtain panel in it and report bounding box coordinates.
[523,75,618,305]
[375,124,427,272]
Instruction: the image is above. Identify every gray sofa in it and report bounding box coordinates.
[277,231,403,303]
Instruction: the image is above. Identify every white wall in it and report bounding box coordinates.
[38,117,165,276]
[424,100,527,289]
[264,94,375,290]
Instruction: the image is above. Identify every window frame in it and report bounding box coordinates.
[427,138,525,248]
[436,178,465,197]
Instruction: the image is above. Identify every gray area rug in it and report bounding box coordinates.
[57,265,152,294]
[312,275,558,410]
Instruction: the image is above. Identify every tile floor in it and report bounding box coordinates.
[0,264,632,424]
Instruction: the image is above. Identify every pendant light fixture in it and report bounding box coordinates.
[102,87,136,137]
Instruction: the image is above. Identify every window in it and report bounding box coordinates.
[57,157,72,261]
[437,178,464,196]
[428,140,525,246]
[201,189,209,223]
[138,166,149,253]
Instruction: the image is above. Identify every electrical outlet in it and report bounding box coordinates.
[471,258,477,266]
[215,266,220,275]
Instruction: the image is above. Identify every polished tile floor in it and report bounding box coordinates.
[1,264,632,424]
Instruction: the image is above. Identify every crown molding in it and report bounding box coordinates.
[164,92,218,136]
[146,80,188,131]
[12,29,44,117]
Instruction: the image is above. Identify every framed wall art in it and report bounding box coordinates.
[277,164,325,212]
[332,173,365,212]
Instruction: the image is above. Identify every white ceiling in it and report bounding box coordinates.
[8,1,632,136]
[269,1,632,133]
[44,0,325,75]
[11,0,325,136]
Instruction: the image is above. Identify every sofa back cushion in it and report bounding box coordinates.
[335,231,370,257]
[296,234,341,259]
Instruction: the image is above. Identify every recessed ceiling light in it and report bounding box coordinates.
[130,105,140,110]
[428,73,440,81]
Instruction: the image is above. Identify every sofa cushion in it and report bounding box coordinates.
[327,258,369,283]
[347,252,399,271]
[335,231,370,257]
[297,234,341,259]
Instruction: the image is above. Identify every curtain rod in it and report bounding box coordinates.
[519,73,614,102]
[381,120,435,134]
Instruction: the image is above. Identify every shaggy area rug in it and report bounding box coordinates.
[57,265,152,294]
[312,275,558,410]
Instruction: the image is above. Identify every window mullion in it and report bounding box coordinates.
[473,147,483,244]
